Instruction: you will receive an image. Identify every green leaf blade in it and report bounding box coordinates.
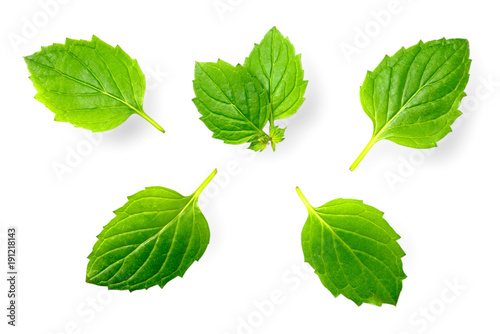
[86,169,216,291]
[193,60,270,145]
[352,38,471,170]
[297,188,406,306]
[244,26,308,120]
[25,36,164,133]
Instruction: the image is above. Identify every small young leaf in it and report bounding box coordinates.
[192,27,306,151]
[25,36,164,133]
[269,125,285,151]
[350,38,471,170]
[193,60,271,149]
[296,187,406,306]
[244,26,308,120]
[86,169,217,291]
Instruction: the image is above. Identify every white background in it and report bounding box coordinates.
[1,0,499,333]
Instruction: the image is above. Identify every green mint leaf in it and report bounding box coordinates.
[86,169,217,291]
[244,26,308,120]
[350,38,471,170]
[296,187,406,306]
[193,60,270,146]
[192,27,306,152]
[24,36,164,133]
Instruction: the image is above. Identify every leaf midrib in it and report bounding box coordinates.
[308,208,397,303]
[27,57,142,115]
[89,194,198,281]
[261,32,293,118]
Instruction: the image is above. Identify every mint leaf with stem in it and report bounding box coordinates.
[350,38,471,170]
[86,169,217,291]
[25,36,164,133]
[193,27,306,151]
[296,187,406,306]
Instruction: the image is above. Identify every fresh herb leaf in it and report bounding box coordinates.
[350,38,471,170]
[25,36,164,133]
[86,169,217,291]
[193,27,306,151]
[244,26,307,124]
[296,187,406,306]
[193,60,271,149]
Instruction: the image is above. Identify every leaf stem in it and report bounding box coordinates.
[269,110,275,129]
[268,109,276,151]
[349,135,378,171]
[194,169,218,197]
[136,110,165,133]
[296,187,313,211]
